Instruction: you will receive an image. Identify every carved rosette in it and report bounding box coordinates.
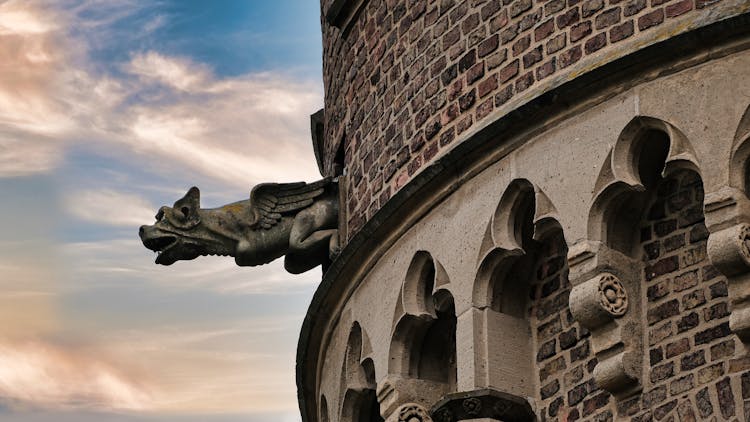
[461,398,481,416]
[599,273,628,316]
[707,223,750,343]
[570,272,629,328]
[397,404,432,422]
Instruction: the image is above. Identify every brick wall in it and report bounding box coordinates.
[530,231,618,421]
[529,170,750,421]
[320,0,731,240]
[623,170,748,422]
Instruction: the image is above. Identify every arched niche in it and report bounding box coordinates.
[588,116,699,251]
[573,116,714,399]
[340,322,383,422]
[466,179,565,402]
[382,251,456,415]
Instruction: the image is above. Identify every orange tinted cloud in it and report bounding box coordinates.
[0,338,153,411]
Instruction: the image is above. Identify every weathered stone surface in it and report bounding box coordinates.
[140,179,339,274]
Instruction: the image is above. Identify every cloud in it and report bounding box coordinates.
[0,338,152,411]
[65,189,155,227]
[0,1,323,186]
[128,51,212,92]
[62,237,320,294]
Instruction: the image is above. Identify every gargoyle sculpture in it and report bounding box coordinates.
[139,178,339,274]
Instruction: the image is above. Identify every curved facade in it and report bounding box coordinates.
[300,1,750,421]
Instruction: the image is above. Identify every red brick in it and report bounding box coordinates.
[494,84,514,106]
[476,97,494,119]
[466,62,485,84]
[559,45,582,68]
[477,74,498,97]
[535,18,556,41]
[582,0,604,17]
[610,20,634,42]
[498,59,520,83]
[522,45,543,68]
[515,71,535,92]
[545,0,566,15]
[512,34,531,56]
[624,0,646,16]
[638,9,664,31]
[458,88,476,111]
[595,7,621,29]
[478,34,499,57]
[536,58,557,79]
[556,7,580,28]
[584,32,607,54]
[666,0,693,17]
[462,13,480,34]
[481,0,502,20]
[570,21,592,42]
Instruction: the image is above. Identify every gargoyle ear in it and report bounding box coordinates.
[174,187,200,209]
[172,187,201,226]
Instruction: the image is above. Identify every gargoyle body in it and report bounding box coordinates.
[139,178,339,274]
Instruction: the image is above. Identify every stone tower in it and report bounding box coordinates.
[298,0,750,421]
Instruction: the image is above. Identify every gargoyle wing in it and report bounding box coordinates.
[249,178,330,230]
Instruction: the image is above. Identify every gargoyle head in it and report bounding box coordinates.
[139,187,207,265]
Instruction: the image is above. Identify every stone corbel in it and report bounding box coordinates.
[705,187,750,346]
[567,241,643,398]
[377,376,449,421]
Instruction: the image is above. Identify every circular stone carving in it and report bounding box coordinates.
[598,273,628,316]
[739,224,750,260]
[492,399,512,416]
[398,404,431,422]
[462,398,482,415]
[432,408,453,422]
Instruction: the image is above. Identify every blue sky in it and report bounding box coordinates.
[0,1,323,420]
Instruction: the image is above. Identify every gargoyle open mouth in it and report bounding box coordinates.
[143,235,178,265]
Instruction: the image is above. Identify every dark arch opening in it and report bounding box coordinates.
[608,129,671,255]
[490,188,540,316]
[417,291,457,389]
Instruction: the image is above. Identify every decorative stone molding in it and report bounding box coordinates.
[568,241,642,397]
[397,403,432,422]
[705,187,750,346]
[378,377,450,421]
[429,389,535,422]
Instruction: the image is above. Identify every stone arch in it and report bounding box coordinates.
[340,322,383,422]
[383,251,456,415]
[473,178,562,309]
[588,116,700,250]
[572,116,716,399]
[464,178,566,406]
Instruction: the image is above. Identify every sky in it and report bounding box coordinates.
[0,1,324,421]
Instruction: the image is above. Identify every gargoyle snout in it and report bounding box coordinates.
[139,225,146,239]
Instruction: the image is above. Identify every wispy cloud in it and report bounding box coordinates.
[62,237,320,294]
[0,2,322,185]
[0,339,152,411]
[65,189,155,227]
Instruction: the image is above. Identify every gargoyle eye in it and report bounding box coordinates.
[180,206,190,219]
[155,209,164,221]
